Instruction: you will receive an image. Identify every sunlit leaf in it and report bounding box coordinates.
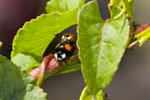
[78,1,129,94]
[11,8,78,58]
[46,0,85,14]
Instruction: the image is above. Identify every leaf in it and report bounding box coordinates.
[80,87,104,100]
[78,1,129,94]
[122,0,133,17]
[110,0,134,20]
[11,8,78,58]
[46,0,85,14]
[0,55,47,100]
[11,53,40,72]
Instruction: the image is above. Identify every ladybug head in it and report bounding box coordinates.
[62,33,76,43]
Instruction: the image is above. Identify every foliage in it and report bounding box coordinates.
[11,9,78,58]
[80,87,104,100]
[11,0,85,75]
[0,55,47,100]
[78,0,129,95]
[46,0,85,13]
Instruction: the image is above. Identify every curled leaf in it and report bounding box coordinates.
[29,54,58,81]
[29,54,80,83]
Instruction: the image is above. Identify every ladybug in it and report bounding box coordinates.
[54,33,76,61]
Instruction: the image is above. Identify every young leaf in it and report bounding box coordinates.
[80,87,104,100]
[0,55,47,100]
[11,8,78,58]
[46,0,85,14]
[109,0,134,20]
[122,0,134,19]
[78,1,129,94]
[11,53,40,72]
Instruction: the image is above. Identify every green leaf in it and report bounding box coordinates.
[0,55,47,100]
[11,53,40,72]
[109,0,134,20]
[122,0,133,18]
[46,0,85,14]
[11,8,78,58]
[80,87,104,100]
[78,1,129,94]
[110,0,123,6]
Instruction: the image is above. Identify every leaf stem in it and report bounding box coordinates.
[36,62,46,86]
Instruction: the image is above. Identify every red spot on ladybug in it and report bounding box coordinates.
[65,44,72,52]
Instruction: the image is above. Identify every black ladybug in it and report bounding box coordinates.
[54,33,76,61]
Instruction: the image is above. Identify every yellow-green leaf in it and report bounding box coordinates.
[78,1,129,94]
[11,8,78,58]
[46,0,85,14]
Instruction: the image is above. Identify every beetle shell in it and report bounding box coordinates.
[54,33,76,61]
